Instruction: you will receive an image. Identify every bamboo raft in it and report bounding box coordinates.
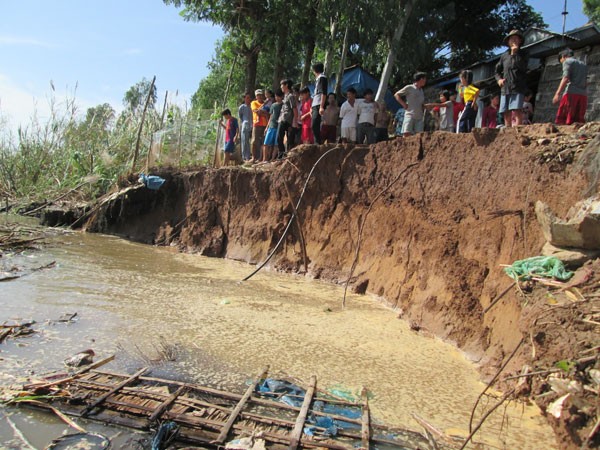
[18,363,429,449]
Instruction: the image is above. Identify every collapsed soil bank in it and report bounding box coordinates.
[86,125,597,445]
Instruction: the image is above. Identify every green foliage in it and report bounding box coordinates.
[0,78,212,204]
[583,0,600,23]
[123,77,158,112]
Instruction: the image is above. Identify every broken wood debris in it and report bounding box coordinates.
[9,366,431,449]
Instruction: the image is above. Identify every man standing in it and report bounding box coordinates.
[311,63,328,145]
[251,89,268,162]
[495,29,528,127]
[553,48,588,125]
[277,79,298,159]
[394,72,427,136]
[238,93,253,162]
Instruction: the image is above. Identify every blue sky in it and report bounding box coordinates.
[0,0,591,134]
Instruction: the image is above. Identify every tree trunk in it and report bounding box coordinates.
[375,0,414,103]
[273,21,289,91]
[335,24,350,101]
[301,1,318,87]
[244,47,260,95]
[324,17,337,77]
[301,37,316,88]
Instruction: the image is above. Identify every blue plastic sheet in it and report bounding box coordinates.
[139,173,165,190]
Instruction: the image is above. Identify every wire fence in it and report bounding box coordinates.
[147,110,223,168]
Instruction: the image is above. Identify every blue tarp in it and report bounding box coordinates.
[308,66,400,113]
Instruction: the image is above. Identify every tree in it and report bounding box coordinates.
[583,0,600,23]
[123,78,157,113]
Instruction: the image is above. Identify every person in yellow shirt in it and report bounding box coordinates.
[457,70,479,133]
[251,89,269,162]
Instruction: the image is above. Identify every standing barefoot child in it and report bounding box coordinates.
[300,87,314,144]
[321,93,340,143]
[457,70,479,133]
[220,109,239,166]
[263,90,283,161]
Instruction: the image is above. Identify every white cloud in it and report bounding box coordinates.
[0,35,54,48]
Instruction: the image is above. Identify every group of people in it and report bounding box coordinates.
[394,29,588,136]
[219,63,394,165]
[220,29,588,165]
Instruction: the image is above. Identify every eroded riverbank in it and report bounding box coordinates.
[1,231,556,448]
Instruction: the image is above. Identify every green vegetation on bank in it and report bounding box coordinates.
[0,79,218,206]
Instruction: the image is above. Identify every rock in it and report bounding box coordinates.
[537,138,551,145]
[541,242,600,268]
[535,198,600,249]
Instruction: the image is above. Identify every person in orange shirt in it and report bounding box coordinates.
[251,89,269,162]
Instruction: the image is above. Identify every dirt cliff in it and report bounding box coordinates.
[86,124,600,448]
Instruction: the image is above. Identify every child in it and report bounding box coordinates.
[482,94,500,128]
[263,90,283,161]
[457,70,479,133]
[321,93,339,143]
[393,106,405,137]
[425,90,454,132]
[220,109,238,166]
[339,88,358,143]
[299,86,314,144]
[374,100,390,142]
[450,91,463,130]
[522,91,534,125]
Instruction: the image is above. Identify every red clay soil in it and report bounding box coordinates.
[86,123,600,448]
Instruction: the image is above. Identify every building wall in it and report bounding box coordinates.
[535,45,600,123]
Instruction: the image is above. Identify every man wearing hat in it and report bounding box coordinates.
[553,48,588,125]
[251,89,268,162]
[495,29,529,127]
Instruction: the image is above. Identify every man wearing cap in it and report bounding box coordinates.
[251,89,268,162]
[553,48,588,125]
[495,29,528,127]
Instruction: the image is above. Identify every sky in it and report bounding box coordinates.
[0,0,591,135]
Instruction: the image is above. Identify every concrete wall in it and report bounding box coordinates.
[535,45,600,123]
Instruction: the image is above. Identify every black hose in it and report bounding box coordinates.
[241,147,340,282]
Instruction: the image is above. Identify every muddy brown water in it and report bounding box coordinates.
[0,228,556,449]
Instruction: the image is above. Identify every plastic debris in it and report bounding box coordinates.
[151,421,179,450]
[139,173,165,190]
[503,256,574,282]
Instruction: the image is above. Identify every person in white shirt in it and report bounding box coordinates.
[339,87,358,143]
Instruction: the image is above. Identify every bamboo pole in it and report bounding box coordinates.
[289,375,317,450]
[132,76,156,172]
[213,366,269,444]
[360,387,370,449]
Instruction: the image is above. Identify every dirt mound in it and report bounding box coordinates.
[86,124,599,447]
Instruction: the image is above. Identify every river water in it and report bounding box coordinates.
[0,228,556,449]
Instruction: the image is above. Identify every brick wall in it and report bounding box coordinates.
[535,45,600,123]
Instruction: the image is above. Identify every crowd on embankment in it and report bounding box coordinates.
[218,29,589,166]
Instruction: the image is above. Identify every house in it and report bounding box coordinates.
[427,24,600,123]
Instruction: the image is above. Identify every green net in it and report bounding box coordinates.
[503,256,574,282]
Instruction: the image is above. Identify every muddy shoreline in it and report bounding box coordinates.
[79,124,600,448]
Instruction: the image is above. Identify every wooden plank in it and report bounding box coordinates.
[360,387,370,450]
[213,366,269,444]
[80,367,147,417]
[148,384,187,424]
[289,374,317,450]
[24,354,116,390]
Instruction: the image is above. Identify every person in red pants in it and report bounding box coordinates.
[553,48,588,125]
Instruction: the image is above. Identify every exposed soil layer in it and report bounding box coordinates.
[86,124,600,448]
